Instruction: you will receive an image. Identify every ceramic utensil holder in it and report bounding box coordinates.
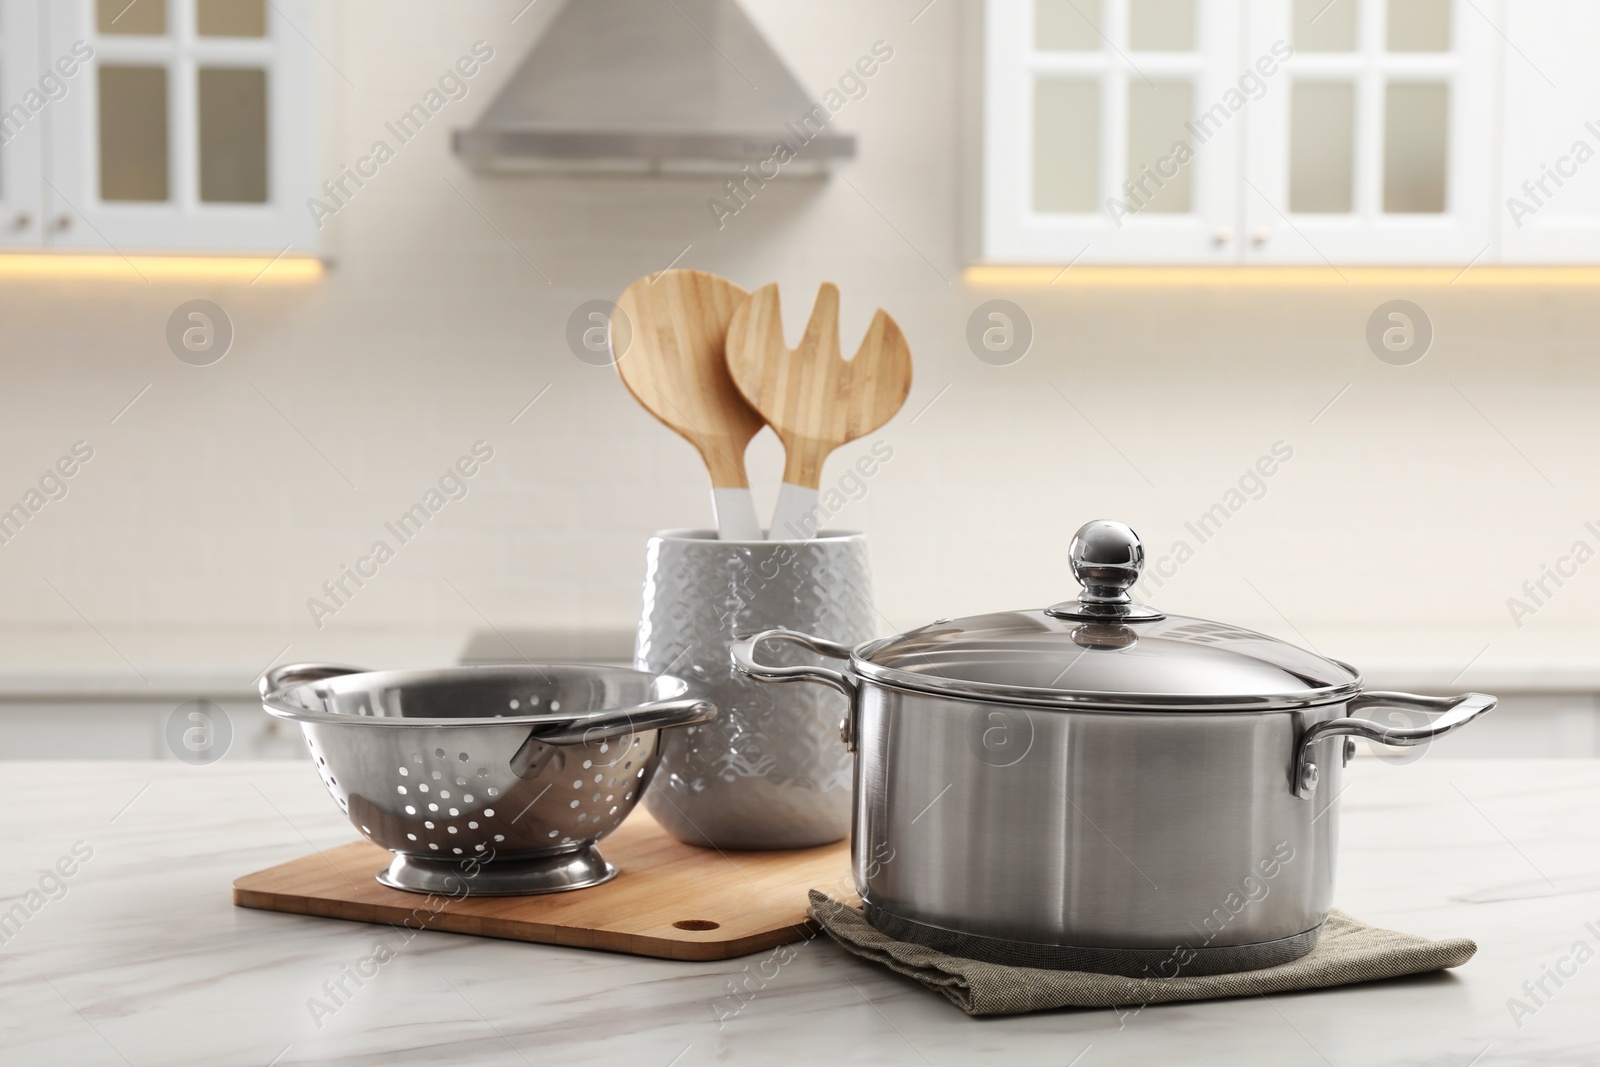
[636,528,874,849]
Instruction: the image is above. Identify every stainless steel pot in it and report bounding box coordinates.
[731,519,1495,977]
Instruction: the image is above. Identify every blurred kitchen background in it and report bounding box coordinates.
[1,0,1597,760]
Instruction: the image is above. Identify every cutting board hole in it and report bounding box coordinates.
[672,919,720,931]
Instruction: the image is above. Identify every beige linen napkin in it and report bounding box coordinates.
[808,891,1476,1017]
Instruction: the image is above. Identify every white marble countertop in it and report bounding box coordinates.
[0,627,641,700]
[2,624,1600,700]
[0,628,475,700]
[0,620,1593,703]
[2,759,1597,1065]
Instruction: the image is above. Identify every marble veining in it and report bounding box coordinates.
[1,759,1597,1065]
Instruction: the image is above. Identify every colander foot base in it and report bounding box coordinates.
[376,847,618,896]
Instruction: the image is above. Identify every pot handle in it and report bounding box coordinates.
[259,662,367,716]
[524,696,717,746]
[731,628,860,750]
[1293,691,1496,799]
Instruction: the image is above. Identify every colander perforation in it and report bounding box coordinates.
[260,663,714,895]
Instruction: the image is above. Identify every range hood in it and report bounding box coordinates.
[454,0,855,173]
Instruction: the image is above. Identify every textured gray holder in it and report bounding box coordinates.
[636,528,875,850]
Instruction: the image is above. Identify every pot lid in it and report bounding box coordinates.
[854,520,1362,711]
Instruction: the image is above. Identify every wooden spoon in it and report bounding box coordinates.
[614,270,765,540]
[725,282,912,540]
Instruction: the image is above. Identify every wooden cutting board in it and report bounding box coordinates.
[233,810,852,961]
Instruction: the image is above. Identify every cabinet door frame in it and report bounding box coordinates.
[44,0,318,253]
[982,0,1246,264]
[1240,0,1499,265]
[0,0,44,247]
[1496,1,1600,263]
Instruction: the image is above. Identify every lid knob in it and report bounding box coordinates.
[1046,520,1165,622]
[1070,520,1143,605]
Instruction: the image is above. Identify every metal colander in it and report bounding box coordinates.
[260,663,715,895]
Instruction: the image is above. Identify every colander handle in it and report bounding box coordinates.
[259,662,367,716]
[526,696,717,746]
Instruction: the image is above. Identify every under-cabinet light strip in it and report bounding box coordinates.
[964,266,1600,287]
[0,254,326,283]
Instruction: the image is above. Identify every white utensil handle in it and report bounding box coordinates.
[768,483,821,541]
[712,488,762,541]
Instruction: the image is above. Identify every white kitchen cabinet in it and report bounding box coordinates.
[1241,0,1497,264]
[1496,2,1600,262]
[983,0,1245,263]
[2,0,318,254]
[0,0,44,245]
[982,0,1599,265]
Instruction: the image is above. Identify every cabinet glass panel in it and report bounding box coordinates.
[98,65,169,201]
[198,0,266,38]
[1387,0,1450,52]
[199,67,267,202]
[1034,78,1100,211]
[1129,0,1194,51]
[1293,0,1357,52]
[1127,80,1193,212]
[1036,0,1102,51]
[1289,81,1355,212]
[96,0,166,36]
[1384,82,1448,212]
